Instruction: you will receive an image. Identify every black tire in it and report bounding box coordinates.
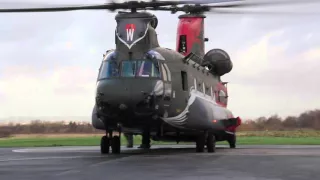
[227,134,236,149]
[100,135,110,154]
[196,134,205,153]
[207,134,216,153]
[111,136,121,154]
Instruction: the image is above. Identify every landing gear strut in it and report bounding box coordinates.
[196,132,216,153]
[111,135,121,154]
[206,133,216,153]
[227,134,236,149]
[100,129,122,154]
[139,129,151,149]
[196,133,205,152]
[100,135,110,154]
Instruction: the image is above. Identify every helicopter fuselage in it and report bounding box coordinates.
[91,11,240,143]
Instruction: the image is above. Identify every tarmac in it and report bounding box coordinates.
[1,145,320,180]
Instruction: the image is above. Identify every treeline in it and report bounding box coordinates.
[0,109,320,138]
[238,109,320,131]
[0,121,103,138]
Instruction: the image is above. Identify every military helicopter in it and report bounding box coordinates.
[2,0,319,154]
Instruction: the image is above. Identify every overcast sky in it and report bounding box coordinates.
[0,0,320,121]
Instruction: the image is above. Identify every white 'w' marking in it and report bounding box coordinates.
[126,29,134,42]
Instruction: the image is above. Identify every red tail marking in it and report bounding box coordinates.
[176,15,205,57]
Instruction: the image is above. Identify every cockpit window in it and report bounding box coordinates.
[121,60,160,78]
[136,60,160,77]
[98,61,119,79]
[121,61,136,77]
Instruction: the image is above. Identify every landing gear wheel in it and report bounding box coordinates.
[100,135,110,154]
[111,136,121,154]
[227,134,236,149]
[196,134,205,153]
[206,133,216,153]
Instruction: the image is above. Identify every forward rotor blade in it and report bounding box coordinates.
[2,0,320,13]
[0,0,255,14]
[0,1,187,13]
[0,1,103,8]
[0,4,115,13]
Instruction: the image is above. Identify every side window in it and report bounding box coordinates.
[205,85,210,96]
[161,63,172,101]
[202,82,206,95]
[218,90,227,105]
[161,64,168,81]
[210,86,214,99]
[198,81,203,93]
[163,63,171,82]
[214,89,219,103]
[181,71,188,91]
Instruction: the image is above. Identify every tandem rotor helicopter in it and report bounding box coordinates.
[2,0,319,154]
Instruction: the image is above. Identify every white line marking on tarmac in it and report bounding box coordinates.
[0,156,104,162]
[11,145,196,153]
[12,146,99,153]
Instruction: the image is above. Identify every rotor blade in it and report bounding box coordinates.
[177,0,244,4]
[209,9,320,16]
[1,2,59,8]
[0,1,102,8]
[0,1,192,13]
[208,0,320,8]
[3,0,319,13]
[0,0,247,13]
[0,4,115,13]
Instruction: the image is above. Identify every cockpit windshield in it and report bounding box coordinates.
[98,49,164,80]
[121,60,160,78]
[98,59,160,80]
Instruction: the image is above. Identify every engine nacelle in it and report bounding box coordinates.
[202,49,233,76]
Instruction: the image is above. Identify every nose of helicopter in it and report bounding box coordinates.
[95,79,163,116]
